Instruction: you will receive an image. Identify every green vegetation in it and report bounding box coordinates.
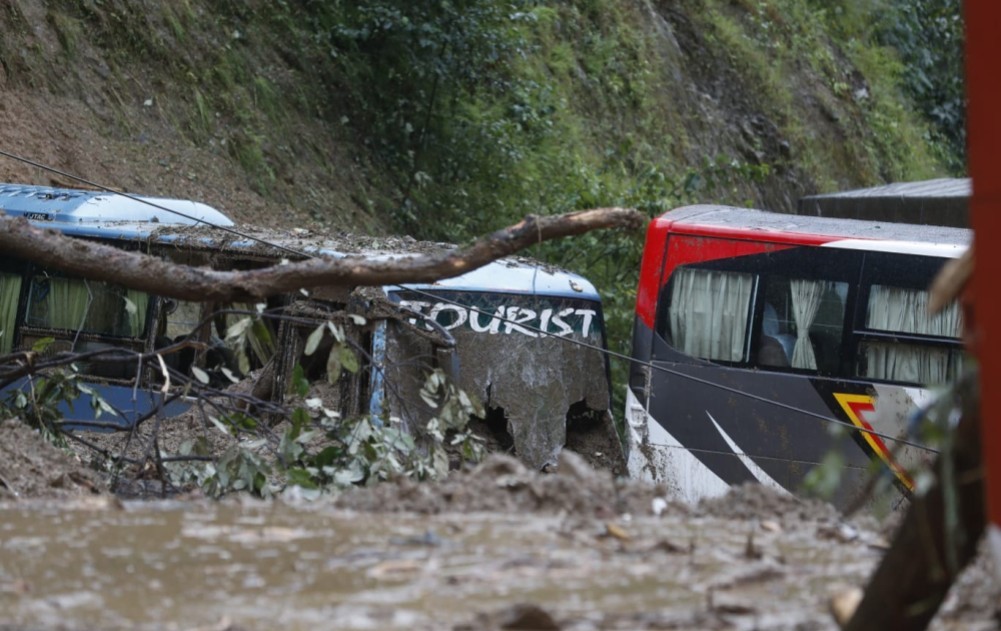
[1,0,963,417]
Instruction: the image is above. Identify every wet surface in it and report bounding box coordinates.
[0,495,936,631]
[1,445,998,631]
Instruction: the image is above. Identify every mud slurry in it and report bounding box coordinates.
[0,442,999,630]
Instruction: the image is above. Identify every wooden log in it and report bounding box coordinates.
[0,208,645,303]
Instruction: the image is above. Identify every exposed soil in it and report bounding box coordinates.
[0,419,107,500]
[0,92,307,230]
[1,421,1000,630]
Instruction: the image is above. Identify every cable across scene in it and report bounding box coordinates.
[0,149,940,455]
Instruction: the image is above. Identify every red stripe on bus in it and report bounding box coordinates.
[635,220,839,327]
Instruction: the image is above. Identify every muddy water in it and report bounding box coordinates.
[0,497,901,631]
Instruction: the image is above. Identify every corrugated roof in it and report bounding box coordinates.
[797,178,970,227]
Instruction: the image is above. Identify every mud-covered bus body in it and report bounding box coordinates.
[626,205,969,509]
[0,184,620,471]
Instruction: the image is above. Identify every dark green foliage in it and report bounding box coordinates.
[306,0,533,233]
[877,0,965,172]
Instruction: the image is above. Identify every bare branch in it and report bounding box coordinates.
[0,208,645,302]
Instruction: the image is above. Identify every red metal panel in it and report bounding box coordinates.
[634,216,839,328]
[965,0,1001,528]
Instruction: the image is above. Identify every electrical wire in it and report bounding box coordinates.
[0,149,939,455]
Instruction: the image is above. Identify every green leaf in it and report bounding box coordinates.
[191,366,210,384]
[221,367,241,384]
[312,445,342,468]
[333,460,366,486]
[340,345,359,374]
[291,364,309,397]
[208,415,231,435]
[291,407,310,438]
[226,316,253,340]
[326,321,346,343]
[325,345,342,384]
[31,337,55,353]
[304,324,326,356]
[287,467,319,489]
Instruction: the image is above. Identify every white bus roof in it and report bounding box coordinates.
[0,183,233,231]
[151,228,600,300]
[657,205,971,256]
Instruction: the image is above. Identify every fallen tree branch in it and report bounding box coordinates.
[0,208,645,302]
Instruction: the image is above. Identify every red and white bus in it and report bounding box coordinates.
[625,205,969,509]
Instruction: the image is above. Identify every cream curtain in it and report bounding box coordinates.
[867,285,961,337]
[46,277,91,330]
[865,342,952,384]
[125,289,149,337]
[789,279,828,370]
[865,285,962,385]
[669,268,754,362]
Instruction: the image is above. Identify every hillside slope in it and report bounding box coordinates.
[0,0,949,234]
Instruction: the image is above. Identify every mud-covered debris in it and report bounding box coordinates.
[333,452,673,518]
[457,603,561,631]
[697,482,841,525]
[0,418,108,500]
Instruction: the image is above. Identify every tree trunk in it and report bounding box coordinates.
[845,373,984,630]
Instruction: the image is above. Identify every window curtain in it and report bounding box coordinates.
[669,268,754,362]
[865,285,962,385]
[125,289,149,337]
[867,285,961,337]
[865,342,951,384]
[0,273,22,354]
[789,279,827,370]
[46,277,91,330]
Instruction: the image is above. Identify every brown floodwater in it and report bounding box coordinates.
[0,497,994,630]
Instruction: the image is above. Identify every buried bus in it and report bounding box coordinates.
[625,204,969,509]
[0,183,622,472]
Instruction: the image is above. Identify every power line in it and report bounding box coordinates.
[0,149,939,454]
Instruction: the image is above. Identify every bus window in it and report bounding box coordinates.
[754,277,848,374]
[860,284,964,384]
[665,267,754,363]
[0,272,22,354]
[866,285,961,338]
[756,277,796,368]
[162,299,204,340]
[860,341,962,384]
[25,275,149,338]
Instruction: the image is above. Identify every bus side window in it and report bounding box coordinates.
[754,277,847,375]
[809,282,848,375]
[0,271,22,354]
[663,267,754,363]
[859,285,964,384]
[24,276,148,337]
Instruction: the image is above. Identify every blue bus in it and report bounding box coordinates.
[0,183,622,472]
